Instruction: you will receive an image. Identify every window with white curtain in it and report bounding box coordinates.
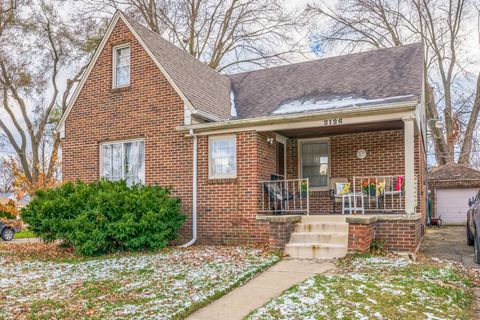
[209,135,236,179]
[101,140,144,185]
[113,44,130,87]
[300,140,329,188]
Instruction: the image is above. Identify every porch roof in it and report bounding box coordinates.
[276,120,404,139]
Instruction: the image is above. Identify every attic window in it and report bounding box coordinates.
[113,44,130,88]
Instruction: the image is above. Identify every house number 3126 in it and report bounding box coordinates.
[324,118,343,125]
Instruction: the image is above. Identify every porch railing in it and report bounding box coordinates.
[258,178,309,215]
[351,175,417,212]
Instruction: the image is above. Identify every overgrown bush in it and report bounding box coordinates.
[21,180,186,255]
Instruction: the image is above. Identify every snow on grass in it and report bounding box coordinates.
[272,94,415,115]
[246,256,473,320]
[0,246,279,320]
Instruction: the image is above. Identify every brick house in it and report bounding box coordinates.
[428,163,480,225]
[58,12,428,257]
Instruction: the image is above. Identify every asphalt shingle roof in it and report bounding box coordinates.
[429,163,480,181]
[125,13,423,121]
[125,15,232,120]
[228,43,424,119]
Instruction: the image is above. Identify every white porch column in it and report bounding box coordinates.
[403,117,415,214]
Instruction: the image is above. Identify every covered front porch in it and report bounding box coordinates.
[258,116,421,217]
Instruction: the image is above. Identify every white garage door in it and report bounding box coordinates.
[436,188,478,225]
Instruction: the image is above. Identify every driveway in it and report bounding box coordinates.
[421,225,479,269]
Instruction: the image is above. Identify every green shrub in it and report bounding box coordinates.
[21,180,186,256]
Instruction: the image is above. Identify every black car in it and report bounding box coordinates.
[467,190,480,263]
[0,220,17,241]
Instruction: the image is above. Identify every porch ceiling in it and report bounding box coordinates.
[276,120,404,139]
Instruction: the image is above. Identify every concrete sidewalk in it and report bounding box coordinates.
[187,259,334,320]
[3,238,40,244]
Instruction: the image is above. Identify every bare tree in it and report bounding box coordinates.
[0,0,103,192]
[307,0,480,166]
[83,0,305,72]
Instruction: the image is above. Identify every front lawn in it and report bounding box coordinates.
[247,255,474,320]
[0,244,279,319]
[13,230,36,239]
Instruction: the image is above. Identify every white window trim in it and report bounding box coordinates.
[276,134,287,178]
[99,138,145,182]
[112,43,131,89]
[208,134,237,179]
[297,137,331,191]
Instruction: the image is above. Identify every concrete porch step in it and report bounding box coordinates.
[289,232,348,245]
[285,243,348,259]
[302,215,347,223]
[295,222,349,233]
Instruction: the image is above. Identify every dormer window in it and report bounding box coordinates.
[113,44,130,88]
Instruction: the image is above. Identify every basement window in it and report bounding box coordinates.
[101,139,144,185]
[113,44,131,88]
[209,135,236,179]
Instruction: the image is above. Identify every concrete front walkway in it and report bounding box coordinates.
[187,259,334,320]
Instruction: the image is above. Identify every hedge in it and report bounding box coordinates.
[21,180,186,255]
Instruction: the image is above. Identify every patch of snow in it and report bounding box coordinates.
[272,95,416,115]
[230,91,237,118]
[0,247,278,320]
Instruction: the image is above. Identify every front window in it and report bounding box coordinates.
[113,44,130,87]
[300,140,329,188]
[209,135,236,179]
[101,140,144,185]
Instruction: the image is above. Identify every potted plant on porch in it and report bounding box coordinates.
[362,179,377,197]
[299,181,309,198]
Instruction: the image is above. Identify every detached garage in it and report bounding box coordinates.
[429,163,480,225]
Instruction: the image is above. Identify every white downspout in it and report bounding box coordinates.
[181,129,198,247]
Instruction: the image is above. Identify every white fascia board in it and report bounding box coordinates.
[178,101,418,135]
[191,109,223,122]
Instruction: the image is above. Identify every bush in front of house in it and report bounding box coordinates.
[21,180,186,255]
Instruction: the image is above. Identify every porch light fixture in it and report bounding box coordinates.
[357,149,367,159]
[267,137,274,145]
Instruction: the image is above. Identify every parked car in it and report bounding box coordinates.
[467,191,480,263]
[0,220,19,241]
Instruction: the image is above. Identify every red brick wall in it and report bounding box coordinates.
[375,219,422,252]
[348,223,375,252]
[62,19,195,240]
[285,129,426,216]
[195,131,273,244]
[286,130,409,212]
[415,135,427,224]
[62,19,272,245]
[267,221,298,249]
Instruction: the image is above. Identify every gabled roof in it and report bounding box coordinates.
[58,12,424,132]
[228,43,423,119]
[123,15,231,120]
[429,163,480,181]
[58,11,231,132]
